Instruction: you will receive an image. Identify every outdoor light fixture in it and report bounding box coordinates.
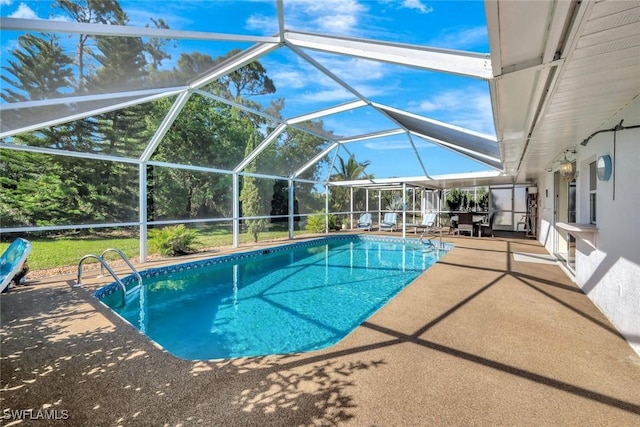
[559,150,577,182]
[596,154,612,181]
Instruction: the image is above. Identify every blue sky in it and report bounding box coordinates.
[1,0,495,179]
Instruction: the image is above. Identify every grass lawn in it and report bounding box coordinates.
[1,229,293,271]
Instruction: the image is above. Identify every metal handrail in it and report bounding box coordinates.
[420,226,445,251]
[75,254,127,307]
[100,248,142,291]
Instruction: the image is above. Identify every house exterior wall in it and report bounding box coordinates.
[537,97,640,356]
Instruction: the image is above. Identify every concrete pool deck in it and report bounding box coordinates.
[2,232,640,425]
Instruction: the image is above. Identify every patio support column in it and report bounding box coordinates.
[233,172,240,248]
[365,189,369,213]
[288,178,294,240]
[402,182,407,238]
[378,190,382,227]
[412,188,416,222]
[350,186,354,230]
[138,161,147,263]
[325,184,330,233]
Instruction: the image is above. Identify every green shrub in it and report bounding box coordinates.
[305,213,338,233]
[149,224,200,256]
[328,214,338,231]
[305,213,325,233]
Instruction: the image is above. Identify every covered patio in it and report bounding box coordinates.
[2,233,639,425]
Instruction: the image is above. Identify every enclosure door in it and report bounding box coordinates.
[489,186,527,231]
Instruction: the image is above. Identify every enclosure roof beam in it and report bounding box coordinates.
[0,90,184,139]
[189,43,280,89]
[0,141,141,165]
[287,100,367,124]
[284,30,492,80]
[338,128,405,144]
[193,90,285,125]
[0,87,187,112]
[140,91,192,162]
[286,42,369,102]
[407,132,431,179]
[234,124,287,173]
[0,17,279,43]
[294,142,339,178]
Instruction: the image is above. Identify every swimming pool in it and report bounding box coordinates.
[95,235,451,360]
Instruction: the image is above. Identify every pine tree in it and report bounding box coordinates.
[240,133,269,242]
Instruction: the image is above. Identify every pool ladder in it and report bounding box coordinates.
[420,229,446,251]
[75,248,142,307]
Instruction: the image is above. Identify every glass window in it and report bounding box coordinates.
[589,161,597,224]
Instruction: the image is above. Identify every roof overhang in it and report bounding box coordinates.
[486,0,640,182]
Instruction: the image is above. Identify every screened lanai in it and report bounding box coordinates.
[0,0,513,261]
[2,1,640,424]
[2,0,639,263]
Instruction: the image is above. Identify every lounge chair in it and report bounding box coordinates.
[407,212,437,234]
[357,213,372,231]
[379,212,398,231]
[0,238,32,293]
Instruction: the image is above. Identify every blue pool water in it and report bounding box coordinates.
[95,236,450,360]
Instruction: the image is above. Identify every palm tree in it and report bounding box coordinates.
[332,153,372,181]
[330,153,373,211]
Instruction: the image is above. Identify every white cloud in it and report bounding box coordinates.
[262,0,368,37]
[410,87,495,135]
[309,53,386,83]
[415,91,462,112]
[246,13,278,33]
[9,2,39,19]
[412,87,486,112]
[315,13,358,33]
[401,0,433,14]
[1,0,13,6]
[309,0,367,35]
[270,69,308,89]
[302,87,353,103]
[292,0,367,18]
[429,26,488,50]
[6,2,69,21]
[266,51,389,105]
[270,65,354,103]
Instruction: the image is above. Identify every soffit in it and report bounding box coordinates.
[489,0,640,182]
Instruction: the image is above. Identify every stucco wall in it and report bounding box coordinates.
[537,97,640,355]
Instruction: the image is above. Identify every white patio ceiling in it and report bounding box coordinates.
[488,0,640,183]
[1,0,639,189]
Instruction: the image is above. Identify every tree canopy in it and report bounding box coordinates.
[0,0,333,233]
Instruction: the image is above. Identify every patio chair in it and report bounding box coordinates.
[357,213,372,231]
[448,213,457,235]
[457,212,474,236]
[480,212,495,238]
[379,212,398,231]
[1,238,32,293]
